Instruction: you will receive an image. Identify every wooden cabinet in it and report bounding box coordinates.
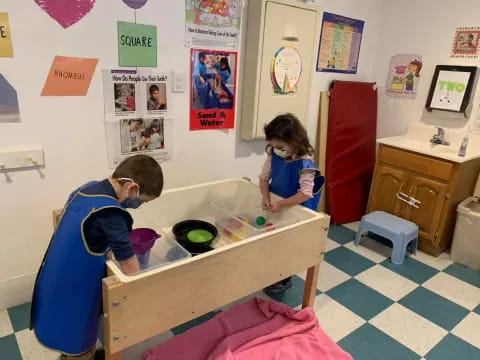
[368,145,480,256]
[368,164,408,217]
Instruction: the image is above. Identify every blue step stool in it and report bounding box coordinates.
[355,211,419,265]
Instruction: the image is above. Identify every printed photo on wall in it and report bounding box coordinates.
[120,117,165,154]
[451,27,480,58]
[385,54,422,99]
[190,48,237,130]
[114,83,136,113]
[146,83,167,112]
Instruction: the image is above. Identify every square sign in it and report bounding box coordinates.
[118,21,157,67]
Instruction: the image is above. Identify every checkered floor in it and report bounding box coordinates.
[1,223,480,359]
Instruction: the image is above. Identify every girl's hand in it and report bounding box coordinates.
[269,201,283,213]
[261,197,271,210]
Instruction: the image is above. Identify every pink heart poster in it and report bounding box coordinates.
[123,0,148,9]
[35,0,96,28]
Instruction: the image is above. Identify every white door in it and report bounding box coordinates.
[255,1,317,138]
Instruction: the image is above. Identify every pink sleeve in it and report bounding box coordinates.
[299,169,316,197]
[259,154,272,180]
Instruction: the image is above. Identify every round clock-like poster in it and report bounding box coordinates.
[271,46,302,94]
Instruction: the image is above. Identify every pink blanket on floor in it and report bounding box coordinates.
[144,298,353,360]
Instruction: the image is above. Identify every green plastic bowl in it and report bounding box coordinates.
[187,229,214,243]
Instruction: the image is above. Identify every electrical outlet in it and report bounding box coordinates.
[173,71,185,93]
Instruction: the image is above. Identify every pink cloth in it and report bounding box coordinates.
[144,298,353,360]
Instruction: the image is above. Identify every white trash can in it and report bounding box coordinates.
[450,197,480,270]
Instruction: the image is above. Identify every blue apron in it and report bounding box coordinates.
[31,192,132,355]
[270,153,325,211]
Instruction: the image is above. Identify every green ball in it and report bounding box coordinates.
[256,216,266,226]
[187,229,214,243]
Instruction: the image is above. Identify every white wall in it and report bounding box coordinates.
[0,0,383,309]
[373,0,480,138]
[306,0,384,142]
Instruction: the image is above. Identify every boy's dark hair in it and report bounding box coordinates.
[112,155,163,197]
[149,84,159,95]
[128,118,143,126]
[264,113,314,158]
[199,52,206,59]
[220,57,231,74]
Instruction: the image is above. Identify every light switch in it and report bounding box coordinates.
[0,146,45,170]
[173,71,185,93]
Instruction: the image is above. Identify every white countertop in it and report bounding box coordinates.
[377,124,480,163]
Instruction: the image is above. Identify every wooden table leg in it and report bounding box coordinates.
[302,264,320,308]
[105,350,122,360]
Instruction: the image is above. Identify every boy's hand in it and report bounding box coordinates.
[269,201,283,213]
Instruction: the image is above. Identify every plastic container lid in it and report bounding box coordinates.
[458,197,480,217]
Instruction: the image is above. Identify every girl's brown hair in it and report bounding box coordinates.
[264,113,314,158]
[410,60,422,77]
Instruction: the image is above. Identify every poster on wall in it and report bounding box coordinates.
[0,13,14,57]
[41,56,99,96]
[451,27,480,58]
[428,69,473,112]
[103,69,170,116]
[316,12,364,74]
[34,0,96,28]
[185,0,243,49]
[190,48,237,130]
[271,46,302,95]
[118,21,157,67]
[385,54,422,99]
[0,74,20,122]
[102,69,173,167]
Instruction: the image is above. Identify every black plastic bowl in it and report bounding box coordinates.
[172,220,218,255]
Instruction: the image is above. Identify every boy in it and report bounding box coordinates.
[30,155,164,360]
[147,84,166,111]
[195,52,207,84]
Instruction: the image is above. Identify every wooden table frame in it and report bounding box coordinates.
[102,217,328,359]
[53,179,330,360]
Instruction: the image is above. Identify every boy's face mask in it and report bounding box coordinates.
[118,178,143,209]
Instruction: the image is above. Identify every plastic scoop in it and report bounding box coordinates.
[187,229,214,243]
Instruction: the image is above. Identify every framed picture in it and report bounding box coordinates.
[451,27,480,58]
[425,65,477,113]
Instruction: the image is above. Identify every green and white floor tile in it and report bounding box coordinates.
[1,223,479,359]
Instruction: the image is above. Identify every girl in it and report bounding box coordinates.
[405,59,422,91]
[214,57,231,84]
[260,113,324,296]
[143,119,165,150]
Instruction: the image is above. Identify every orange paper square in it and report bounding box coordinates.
[41,56,98,96]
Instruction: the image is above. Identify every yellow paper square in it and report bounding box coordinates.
[0,13,13,58]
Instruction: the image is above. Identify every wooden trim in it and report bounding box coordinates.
[302,263,321,308]
[52,209,62,228]
[103,216,329,353]
[315,91,329,213]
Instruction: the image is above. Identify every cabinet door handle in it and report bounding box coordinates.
[396,193,420,208]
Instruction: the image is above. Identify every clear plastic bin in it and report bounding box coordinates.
[211,185,298,242]
[451,197,480,271]
[115,232,191,274]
